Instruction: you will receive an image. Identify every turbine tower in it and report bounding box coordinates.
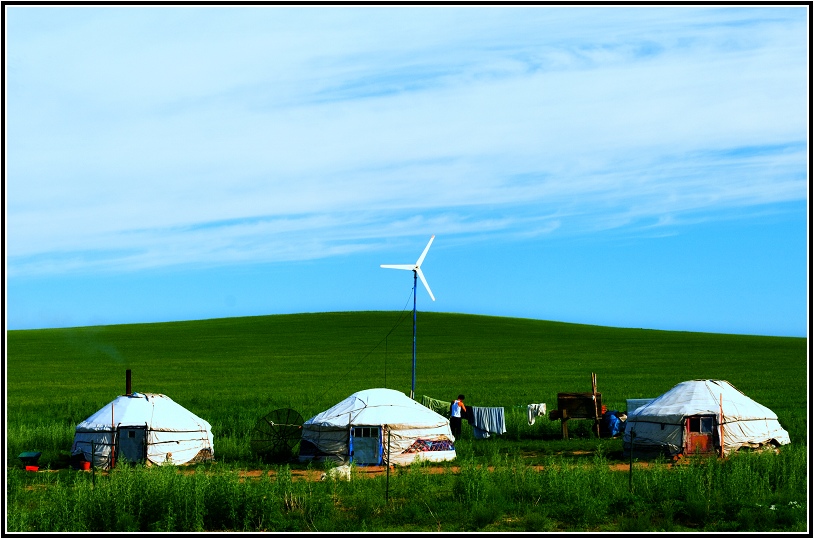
[381,235,436,399]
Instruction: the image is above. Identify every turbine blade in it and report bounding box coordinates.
[416,268,435,301]
[415,235,435,267]
[381,264,415,270]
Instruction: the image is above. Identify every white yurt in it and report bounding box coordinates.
[71,392,214,468]
[299,388,456,466]
[623,379,790,458]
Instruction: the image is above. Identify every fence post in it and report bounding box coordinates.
[719,393,724,459]
[628,430,636,492]
[561,409,569,440]
[385,426,391,503]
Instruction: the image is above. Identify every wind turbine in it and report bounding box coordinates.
[381,235,436,400]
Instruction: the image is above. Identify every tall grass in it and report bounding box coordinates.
[7,444,806,532]
[6,462,338,532]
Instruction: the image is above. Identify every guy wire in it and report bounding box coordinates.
[315,287,415,403]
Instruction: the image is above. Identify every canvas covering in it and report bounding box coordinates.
[623,379,790,456]
[300,388,456,466]
[71,393,214,467]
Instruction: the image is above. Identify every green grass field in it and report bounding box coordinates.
[5,311,808,532]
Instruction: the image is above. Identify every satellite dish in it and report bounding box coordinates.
[250,408,303,460]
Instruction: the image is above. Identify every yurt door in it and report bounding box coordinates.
[117,426,147,463]
[684,415,717,454]
[350,426,382,465]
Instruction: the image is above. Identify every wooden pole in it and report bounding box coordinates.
[719,393,724,458]
[628,430,636,492]
[591,373,600,437]
[561,409,569,440]
[385,426,391,503]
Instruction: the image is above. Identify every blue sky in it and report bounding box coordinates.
[5,6,809,337]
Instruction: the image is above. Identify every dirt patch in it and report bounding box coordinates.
[234,459,655,482]
[19,450,673,481]
[237,466,451,482]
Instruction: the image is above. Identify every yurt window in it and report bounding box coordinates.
[688,416,714,433]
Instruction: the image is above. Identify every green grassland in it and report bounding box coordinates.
[5,311,809,532]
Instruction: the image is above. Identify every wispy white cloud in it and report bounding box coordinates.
[6,6,807,277]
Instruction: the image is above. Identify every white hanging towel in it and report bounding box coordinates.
[527,403,547,425]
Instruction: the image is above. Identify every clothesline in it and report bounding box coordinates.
[420,394,548,431]
[420,395,547,411]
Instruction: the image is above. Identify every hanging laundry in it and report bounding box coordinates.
[527,403,547,425]
[420,395,452,418]
[469,406,507,439]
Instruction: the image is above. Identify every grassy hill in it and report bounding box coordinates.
[5,312,808,532]
[7,311,806,450]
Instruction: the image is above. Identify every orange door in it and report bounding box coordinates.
[685,431,711,453]
[685,416,715,454]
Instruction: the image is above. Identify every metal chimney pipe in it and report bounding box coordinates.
[126,369,132,395]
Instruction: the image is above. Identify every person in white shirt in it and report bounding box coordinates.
[450,394,466,438]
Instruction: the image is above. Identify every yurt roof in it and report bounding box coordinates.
[76,392,212,433]
[304,388,449,429]
[629,379,780,425]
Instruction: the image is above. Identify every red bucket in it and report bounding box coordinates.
[80,461,91,471]
[25,465,38,472]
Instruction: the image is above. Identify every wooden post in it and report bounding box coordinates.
[628,430,636,492]
[561,408,569,440]
[719,394,724,458]
[385,426,391,502]
[591,373,600,437]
